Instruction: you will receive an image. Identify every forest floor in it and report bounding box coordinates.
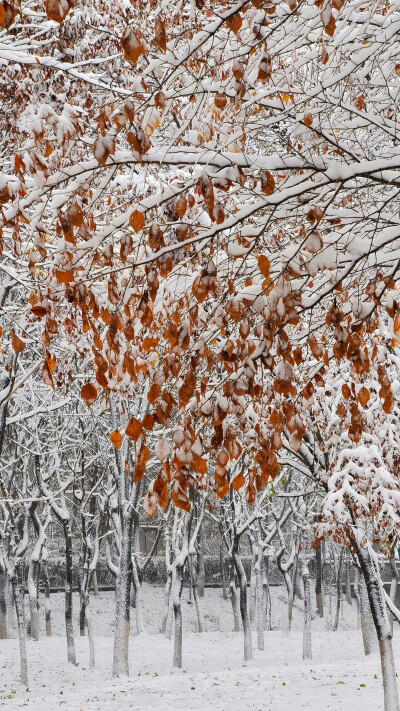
[0,584,395,710]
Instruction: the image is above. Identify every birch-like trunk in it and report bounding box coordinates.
[113,524,133,676]
[249,549,257,625]
[302,557,312,660]
[0,566,8,639]
[355,540,399,711]
[189,547,204,633]
[315,542,324,618]
[27,559,39,641]
[333,548,344,632]
[358,573,376,654]
[173,563,184,668]
[132,556,144,635]
[12,578,28,687]
[63,520,76,665]
[345,556,353,606]
[254,547,264,650]
[41,559,52,636]
[219,541,227,600]
[228,557,241,632]
[197,526,205,598]
[233,549,252,661]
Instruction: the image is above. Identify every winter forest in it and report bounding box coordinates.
[1,0,400,709]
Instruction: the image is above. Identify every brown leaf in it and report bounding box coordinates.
[121,29,145,64]
[129,210,145,233]
[81,383,98,407]
[358,386,370,407]
[110,431,122,449]
[342,383,351,401]
[42,362,54,389]
[31,305,47,318]
[125,417,142,441]
[10,330,25,353]
[232,472,245,491]
[257,255,270,278]
[55,269,74,284]
[152,475,168,509]
[147,383,161,405]
[154,17,167,52]
[226,11,242,34]
[260,171,275,195]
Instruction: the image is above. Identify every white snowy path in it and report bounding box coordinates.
[0,585,395,710]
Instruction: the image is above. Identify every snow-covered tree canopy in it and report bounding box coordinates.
[1,0,400,513]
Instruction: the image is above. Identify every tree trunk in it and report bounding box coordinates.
[333,547,344,632]
[358,572,376,654]
[255,548,264,650]
[132,556,144,635]
[173,563,184,668]
[113,521,133,676]
[228,557,241,632]
[355,539,399,711]
[249,549,257,624]
[197,526,205,598]
[63,520,76,665]
[233,549,252,661]
[27,558,39,642]
[302,557,312,660]
[12,578,28,687]
[315,542,324,618]
[219,543,227,600]
[0,567,8,639]
[345,556,353,606]
[41,559,52,636]
[189,548,204,633]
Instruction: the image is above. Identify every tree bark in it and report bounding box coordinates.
[63,520,76,665]
[12,577,28,687]
[302,557,312,660]
[315,541,324,618]
[113,521,133,676]
[0,566,8,639]
[228,557,241,632]
[173,562,184,668]
[354,539,399,711]
[233,548,252,661]
[333,547,344,632]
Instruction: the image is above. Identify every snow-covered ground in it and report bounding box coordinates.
[0,584,394,710]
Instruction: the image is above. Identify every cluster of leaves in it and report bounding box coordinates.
[1,0,400,527]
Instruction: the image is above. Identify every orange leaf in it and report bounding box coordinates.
[358,387,370,407]
[125,417,142,441]
[142,413,155,430]
[226,11,242,34]
[175,196,187,218]
[81,383,98,407]
[147,383,161,405]
[232,472,245,491]
[342,383,351,401]
[42,362,54,389]
[31,305,47,318]
[152,475,169,509]
[110,431,122,449]
[55,269,74,284]
[129,210,145,233]
[10,330,25,354]
[260,171,275,195]
[154,17,167,51]
[257,255,270,278]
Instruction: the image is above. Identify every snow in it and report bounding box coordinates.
[0,585,395,710]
